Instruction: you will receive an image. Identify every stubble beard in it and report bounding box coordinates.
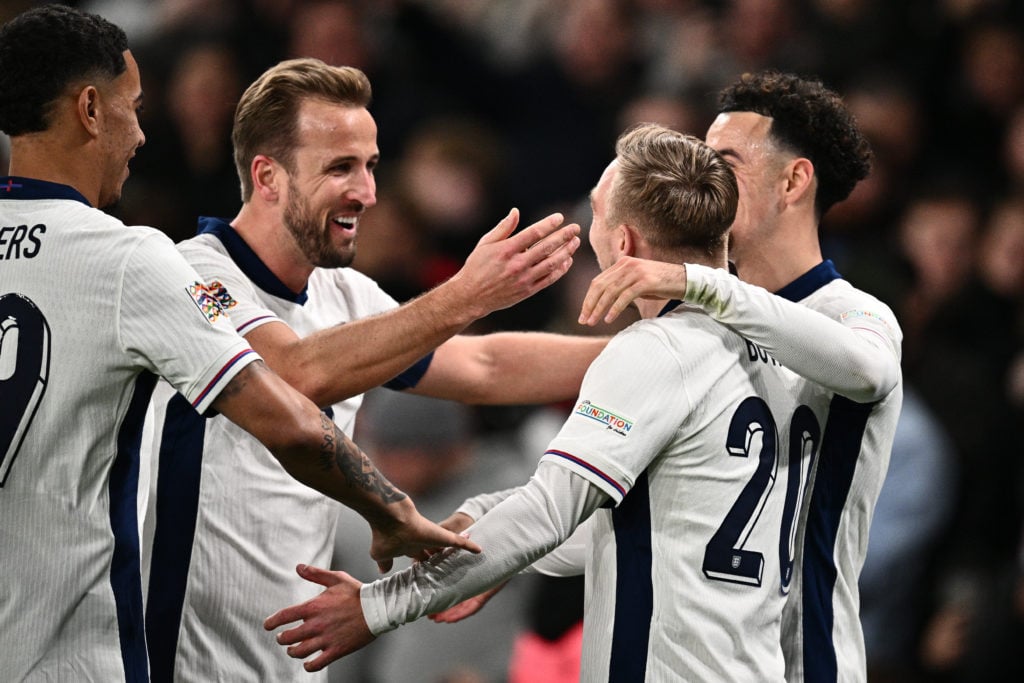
[283,190,355,269]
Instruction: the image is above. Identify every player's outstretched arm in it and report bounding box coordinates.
[264,564,371,672]
[248,209,581,407]
[580,257,900,402]
[213,361,481,570]
[426,509,507,623]
[428,581,508,624]
[267,463,607,672]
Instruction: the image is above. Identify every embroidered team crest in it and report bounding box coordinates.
[574,400,634,436]
[187,281,235,323]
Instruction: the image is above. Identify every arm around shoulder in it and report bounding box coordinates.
[684,263,901,403]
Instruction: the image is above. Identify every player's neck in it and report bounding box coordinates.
[232,203,315,294]
[8,135,102,206]
[734,222,822,293]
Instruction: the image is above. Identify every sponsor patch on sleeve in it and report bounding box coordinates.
[840,308,895,334]
[573,399,635,436]
[187,280,235,323]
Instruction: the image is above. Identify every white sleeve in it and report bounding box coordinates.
[528,520,589,577]
[360,461,608,635]
[457,487,589,577]
[120,233,259,414]
[177,239,281,336]
[684,263,900,403]
[456,487,519,521]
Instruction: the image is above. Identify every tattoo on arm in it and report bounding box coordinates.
[318,412,406,503]
[217,360,266,400]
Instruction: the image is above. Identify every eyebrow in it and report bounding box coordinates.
[323,152,380,166]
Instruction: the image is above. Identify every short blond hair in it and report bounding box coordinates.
[232,58,372,200]
[609,123,737,256]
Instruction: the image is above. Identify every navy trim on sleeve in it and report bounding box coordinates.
[383,352,434,390]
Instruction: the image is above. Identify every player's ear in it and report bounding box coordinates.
[618,223,640,258]
[783,157,815,207]
[76,86,101,137]
[252,155,280,202]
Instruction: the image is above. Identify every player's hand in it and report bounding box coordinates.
[428,580,508,624]
[368,505,481,573]
[448,209,580,319]
[264,564,372,672]
[579,257,689,325]
[438,511,475,535]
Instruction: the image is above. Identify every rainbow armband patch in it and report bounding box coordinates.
[574,400,634,436]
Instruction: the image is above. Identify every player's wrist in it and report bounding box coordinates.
[369,494,417,531]
[427,275,488,325]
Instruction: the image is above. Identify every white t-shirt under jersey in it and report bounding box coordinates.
[0,178,257,682]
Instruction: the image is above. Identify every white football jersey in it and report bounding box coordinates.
[773,263,903,683]
[684,260,903,682]
[143,217,423,682]
[539,303,811,682]
[0,179,257,682]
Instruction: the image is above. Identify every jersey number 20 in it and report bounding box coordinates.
[702,396,820,589]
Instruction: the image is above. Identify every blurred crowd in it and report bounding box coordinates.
[4,0,1023,681]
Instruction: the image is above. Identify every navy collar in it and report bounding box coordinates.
[658,299,684,317]
[0,176,91,206]
[774,260,842,302]
[197,216,309,304]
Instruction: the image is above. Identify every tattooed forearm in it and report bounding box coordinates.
[217,359,268,400]
[318,413,406,504]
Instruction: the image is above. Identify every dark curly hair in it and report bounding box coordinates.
[0,4,128,136]
[717,70,872,218]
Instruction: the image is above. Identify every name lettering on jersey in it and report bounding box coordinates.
[574,400,634,436]
[745,339,783,367]
[0,224,46,260]
[187,280,236,323]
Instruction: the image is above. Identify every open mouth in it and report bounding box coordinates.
[331,216,358,235]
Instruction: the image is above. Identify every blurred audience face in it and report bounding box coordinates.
[959,23,1024,117]
[287,0,371,70]
[721,0,797,66]
[899,195,979,299]
[825,77,922,231]
[396,119,502,237]
[167,43,242,164]
[978,198,1024,297]
[554,0,635,87]
[1003,105,1024,189]
[618,93,704,137]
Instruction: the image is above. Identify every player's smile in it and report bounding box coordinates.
[330,213,359,238]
